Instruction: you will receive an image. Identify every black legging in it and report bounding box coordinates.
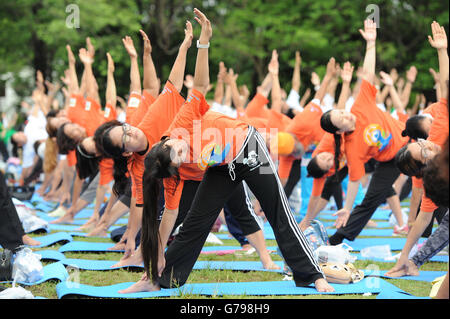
[0,171,25,251]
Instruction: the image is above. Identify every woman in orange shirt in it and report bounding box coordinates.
[119,10,333,294]
[319,20,409,245]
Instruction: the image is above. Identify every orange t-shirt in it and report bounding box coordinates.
[128,81,185,205]
[162,90,249,210]
[66,94,86,167]
[420,98,449,213]
[311,133,346,196]
[344,80,409,181]
[244,93,270,119]
[277,100,325,179]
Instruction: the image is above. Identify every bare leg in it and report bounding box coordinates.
[245,230,280,270]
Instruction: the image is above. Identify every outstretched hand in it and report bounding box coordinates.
[340,61,354,83]
[106,52,114,73]
[379,71,394,86]
[359,19,377,43]
[66,45,76,64]
[86,37,95,59]
[268,50,279,76]
[181,20,194,49]
[78,48,93,65]
[194,8,212,43]
[428,21,447,50]
[122,36,138,58]
[139,29,152,55]
[406,66,417,83]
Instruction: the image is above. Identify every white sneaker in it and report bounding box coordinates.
[48,206,66,217]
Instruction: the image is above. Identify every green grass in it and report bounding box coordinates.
[10,225,445,300]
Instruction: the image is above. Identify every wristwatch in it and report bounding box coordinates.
[197,40,210,49]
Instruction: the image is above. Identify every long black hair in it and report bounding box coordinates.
[320,111,345,182]
[75,143,100,180]
[141,138,180,284]
[402,115,429,140]
[56,123,78,154]
[93,120,130,197]
[395,144,426,178]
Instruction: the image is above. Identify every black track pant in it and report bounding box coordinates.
[158,127,323,288]
[174,180,261,243]
[283,158,301,199]
[321,166,349,209]
[329,158,400,244]
[0,172,24,251]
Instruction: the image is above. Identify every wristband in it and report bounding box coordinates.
[197,40,210,49]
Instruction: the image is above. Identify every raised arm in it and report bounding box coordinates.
[213,61,226,104]
[66,45,79,94]
[336,61,354,109]
[400,66,417,106]
[192,9,212,95]
[429,68,441,100]
[224,68,244,113]
[359,19,377,83]
[379,71,405,114]
[428,21,448,99]
[291,51,301,93]
[78,48,97,102]
[313,57,337,103]
[140,30,159,97]
[122,35,141,95]
[167,20,193,92]
[268,50,282,113]
[106,52,117,108]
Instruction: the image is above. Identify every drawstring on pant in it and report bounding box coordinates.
[228,162,236,181]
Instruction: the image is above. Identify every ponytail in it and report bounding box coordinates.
[141,139,180,284]
[332,133,341,181]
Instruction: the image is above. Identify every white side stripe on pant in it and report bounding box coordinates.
[254,132,324,276]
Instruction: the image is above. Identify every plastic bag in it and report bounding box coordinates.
[0,286,34,299]
[388,208,409,227]
[360,244,392,260]
[13,199,49,233]
[314,243,357,264]
[12,248,43,283]
[303,219,329,251]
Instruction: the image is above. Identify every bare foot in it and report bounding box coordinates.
[365,220,378,228]
[314,278,335,293]
[87,224,108,237]
[386,261,419,277]
[50,213,74,224]
[118,277,160,294]
[77,217,98,232]
[108,241,126,251]
[262,261,281,270]
[22,235,41,246]
[112,253,143,268]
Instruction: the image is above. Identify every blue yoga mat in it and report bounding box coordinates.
[343,237,425,252]
[56,278,387,298]
[201,246,278,253]
[354,253,448,263]
[68,232,110,238]
[320,208,391,220]
[31,232,73,248]
[56,281,184,299]
[48,224,82,232]
[376,290,430,299]
[59,258,143,271]
[36,250,67,261]
[58,241,122,253]
[365,270,447,282]
[193,261,284,273]
[0,262,69,286]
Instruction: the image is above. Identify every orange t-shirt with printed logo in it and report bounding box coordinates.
[162,90,249,210]
[311,133,346,196]
[128,81,185,205]
[344,80,409,181]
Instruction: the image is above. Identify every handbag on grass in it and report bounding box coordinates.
[0,249,13,281]
[320,262,364,284]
